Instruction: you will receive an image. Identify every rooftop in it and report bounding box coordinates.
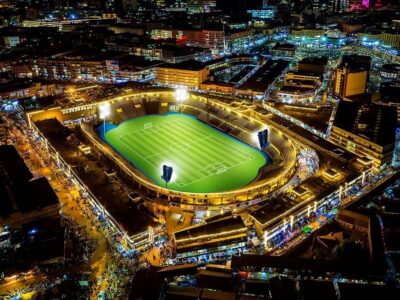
[174,215,246,242]
[272,43,296,50]
[238,59,289,92]
[381,63,400,72]
[159,60,206,71]
[250,196,300,226]
[338,54,371,70]
[0,145,58,219]
[117,55,163,71]
[287,70,323,78]
[298,56,328,66]
[333,101,397,146]
[0,79,38,95]
[51,48,126,62]
[279,85,315,93]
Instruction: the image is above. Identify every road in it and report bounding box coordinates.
[0,275,43,297]
[5,115,120,299]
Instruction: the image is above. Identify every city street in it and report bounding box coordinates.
[4,115,129,299]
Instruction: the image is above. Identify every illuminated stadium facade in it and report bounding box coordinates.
[28,89,301,211]
[25,88,375,254]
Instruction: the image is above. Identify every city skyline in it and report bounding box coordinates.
[0,0,400,299]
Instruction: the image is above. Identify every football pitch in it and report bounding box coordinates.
[102,113,267,193]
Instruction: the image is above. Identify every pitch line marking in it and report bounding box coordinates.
[144,136,214,160]
[117,137,160,170]
[178,156,255,188]
[118,134,257,187]
[114,118,260,188]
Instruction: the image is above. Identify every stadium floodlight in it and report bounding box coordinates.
[257,129,269,150]
[99,102,111,136]
[161,165,173,188]
[175,87,188,113]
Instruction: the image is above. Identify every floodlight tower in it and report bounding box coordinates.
[99,102,111,136]
[161,165,174,188]
[257,129,269,150]
[175,87,188,114]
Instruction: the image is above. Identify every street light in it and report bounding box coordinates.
[175,87,188,113]
[99,102,111,136]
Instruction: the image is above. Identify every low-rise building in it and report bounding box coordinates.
[2,36,21,48]
[278,86,315,103]
[335,210,370,234]
[0,80,56,102]
[248,6,277,21]
[226,28,254,52]
[297,56,328,74]
[200,81,235,95]
[237,59,289,98]
[271,43,296,57]
[379,81,400,104]
[173,214,248,260]
[284,71,322,88]
[278,59,325,103]
[330,101,398,166]
[30,49,126,81]
[156,60,209,89]
[0,145,59,227]
[380,64,400,81]
[357,31,400,48]
[291,28,325,38]
[340,21,364,33]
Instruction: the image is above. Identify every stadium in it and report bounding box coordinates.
[78,89,299,209]
[101,113,267,193]
[28,89,300,210]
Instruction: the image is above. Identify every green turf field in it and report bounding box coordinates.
[103,113,267,193]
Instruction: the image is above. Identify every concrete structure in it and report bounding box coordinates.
[0,80,56,102]
[334,67,368,99]
[380,64,400,81]
[29,90,299,210]
[0,145,59,227]
[358,32,400,48]
[330,101,398,166]
[284,71,322,88]
[173,214,247,259]
[278,86,315,103]
[271,43,296,57]
[2,36,20,48]
[156,61,209,88]
[237,59,289,98]
[200,81,235,94]
[334,55,371,99]
[297,56,328,74]
[335,209,369,233]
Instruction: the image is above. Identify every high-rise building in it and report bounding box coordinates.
[334,67,368,99]
[122,0,138,13]
[334,55,371,99]
[216,0,246,14]
[332,0,351,12]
